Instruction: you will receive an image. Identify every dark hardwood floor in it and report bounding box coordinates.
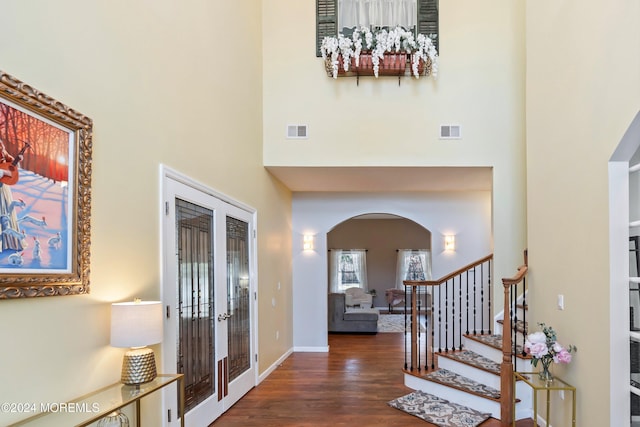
[211,332,532,427]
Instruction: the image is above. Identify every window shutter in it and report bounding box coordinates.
[417,0,439,51]
[316,0,337,57]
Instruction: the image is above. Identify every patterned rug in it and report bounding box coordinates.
[377,314,427,333]
[388,390,491,427]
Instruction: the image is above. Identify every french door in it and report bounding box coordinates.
[161,171,256,426]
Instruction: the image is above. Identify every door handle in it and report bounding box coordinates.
[217,313,232,322]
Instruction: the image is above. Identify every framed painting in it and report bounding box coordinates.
[0,70,92,299]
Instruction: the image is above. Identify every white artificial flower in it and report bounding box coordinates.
[321,27,438,79]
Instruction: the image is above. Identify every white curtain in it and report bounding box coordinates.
[395,249,431,289]
[339,0,417,31]
[329,249,368,293]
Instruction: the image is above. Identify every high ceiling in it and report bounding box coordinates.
[265,166,493,192]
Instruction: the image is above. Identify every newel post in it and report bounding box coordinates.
[500,280,514,425]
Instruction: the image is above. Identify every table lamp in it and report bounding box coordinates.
[111,299,163,385]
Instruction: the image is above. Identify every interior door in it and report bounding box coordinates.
[162,173,256,427]
[219,206,255,406]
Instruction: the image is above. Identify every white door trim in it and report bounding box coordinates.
[159,164,259,426]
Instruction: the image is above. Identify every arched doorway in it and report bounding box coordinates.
[292,191,492,351]
[327,213,432,309]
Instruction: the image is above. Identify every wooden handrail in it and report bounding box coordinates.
[502,265,528,287]
[402,254,494,375]
[402,251,526,425]
[404,254,494,287]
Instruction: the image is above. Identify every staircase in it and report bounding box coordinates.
[401,253,533,424]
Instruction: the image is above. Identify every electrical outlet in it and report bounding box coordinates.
[557,294,564,310]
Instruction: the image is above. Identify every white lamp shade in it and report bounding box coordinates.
[111,301,163,348]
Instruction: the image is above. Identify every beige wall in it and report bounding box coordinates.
[526,1,640,426]
[0,0,292,424]
[6,0,635,424]
[262,0,527,284]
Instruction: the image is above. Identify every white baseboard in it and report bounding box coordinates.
[293,345,330,352]
[258,347,293,384]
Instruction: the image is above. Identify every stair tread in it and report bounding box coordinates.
[424,368,501,401]
[438,350,500,375]
[464,333,531,359]
[497,319,528,334]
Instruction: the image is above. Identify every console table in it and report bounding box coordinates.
[513,371,576,426]
[9,374,184,427]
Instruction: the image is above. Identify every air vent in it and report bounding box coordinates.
[287,124,308,139]
[440,124,461,139]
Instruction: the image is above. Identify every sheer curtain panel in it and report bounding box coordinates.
[329,249,368,293]
[338,0,417,31]
[395,249,431,289]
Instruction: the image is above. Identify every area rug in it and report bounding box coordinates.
[387,390,491,427]
[378,314,426,333]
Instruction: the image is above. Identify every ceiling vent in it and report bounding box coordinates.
[287,124,308,139]
[440,124,461,140]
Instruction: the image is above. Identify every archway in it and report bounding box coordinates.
[327,213,432,309]
[292,192,492,351]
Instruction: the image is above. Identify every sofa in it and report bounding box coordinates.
[328,293,379,334]
[344,287,373,308]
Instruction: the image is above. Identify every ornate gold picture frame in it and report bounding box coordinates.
[0,70,92,299]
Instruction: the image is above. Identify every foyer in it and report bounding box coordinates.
[211,333,534,427]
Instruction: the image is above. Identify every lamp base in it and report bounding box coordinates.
[121,347,157,385]
[97,410,130,427]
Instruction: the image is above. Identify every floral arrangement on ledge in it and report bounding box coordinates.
[320,26,438,79]
[524,323,577,381]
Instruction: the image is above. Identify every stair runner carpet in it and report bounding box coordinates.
[497,319,528,334]
[439,350,500,375]
[424,368,501,400]
[466,334,526,355]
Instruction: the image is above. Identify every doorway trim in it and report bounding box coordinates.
[159,165,260,424]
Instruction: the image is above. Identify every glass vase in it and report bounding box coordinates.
[538,359,554,383]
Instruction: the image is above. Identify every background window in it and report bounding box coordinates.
[329,249,368,292]
[316,0,438,57]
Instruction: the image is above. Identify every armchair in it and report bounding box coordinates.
[344,287,373,308]
[385,288,405,313]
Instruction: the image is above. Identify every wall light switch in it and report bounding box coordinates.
[557,294,564,310]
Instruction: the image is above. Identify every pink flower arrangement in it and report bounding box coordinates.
[524,323,576,378]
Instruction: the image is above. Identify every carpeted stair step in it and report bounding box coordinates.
[437,350,501,391]
[423,368,501,401]
[437,349,532,391]
[407,368,509,419]
[462,333,532,377]
[497,318,528,334]
[464,333,529,358]
[438,350,500,375]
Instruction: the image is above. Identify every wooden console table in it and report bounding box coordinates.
[9,374,184,427]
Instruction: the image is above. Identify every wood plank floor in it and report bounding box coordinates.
[211,333,533,426]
